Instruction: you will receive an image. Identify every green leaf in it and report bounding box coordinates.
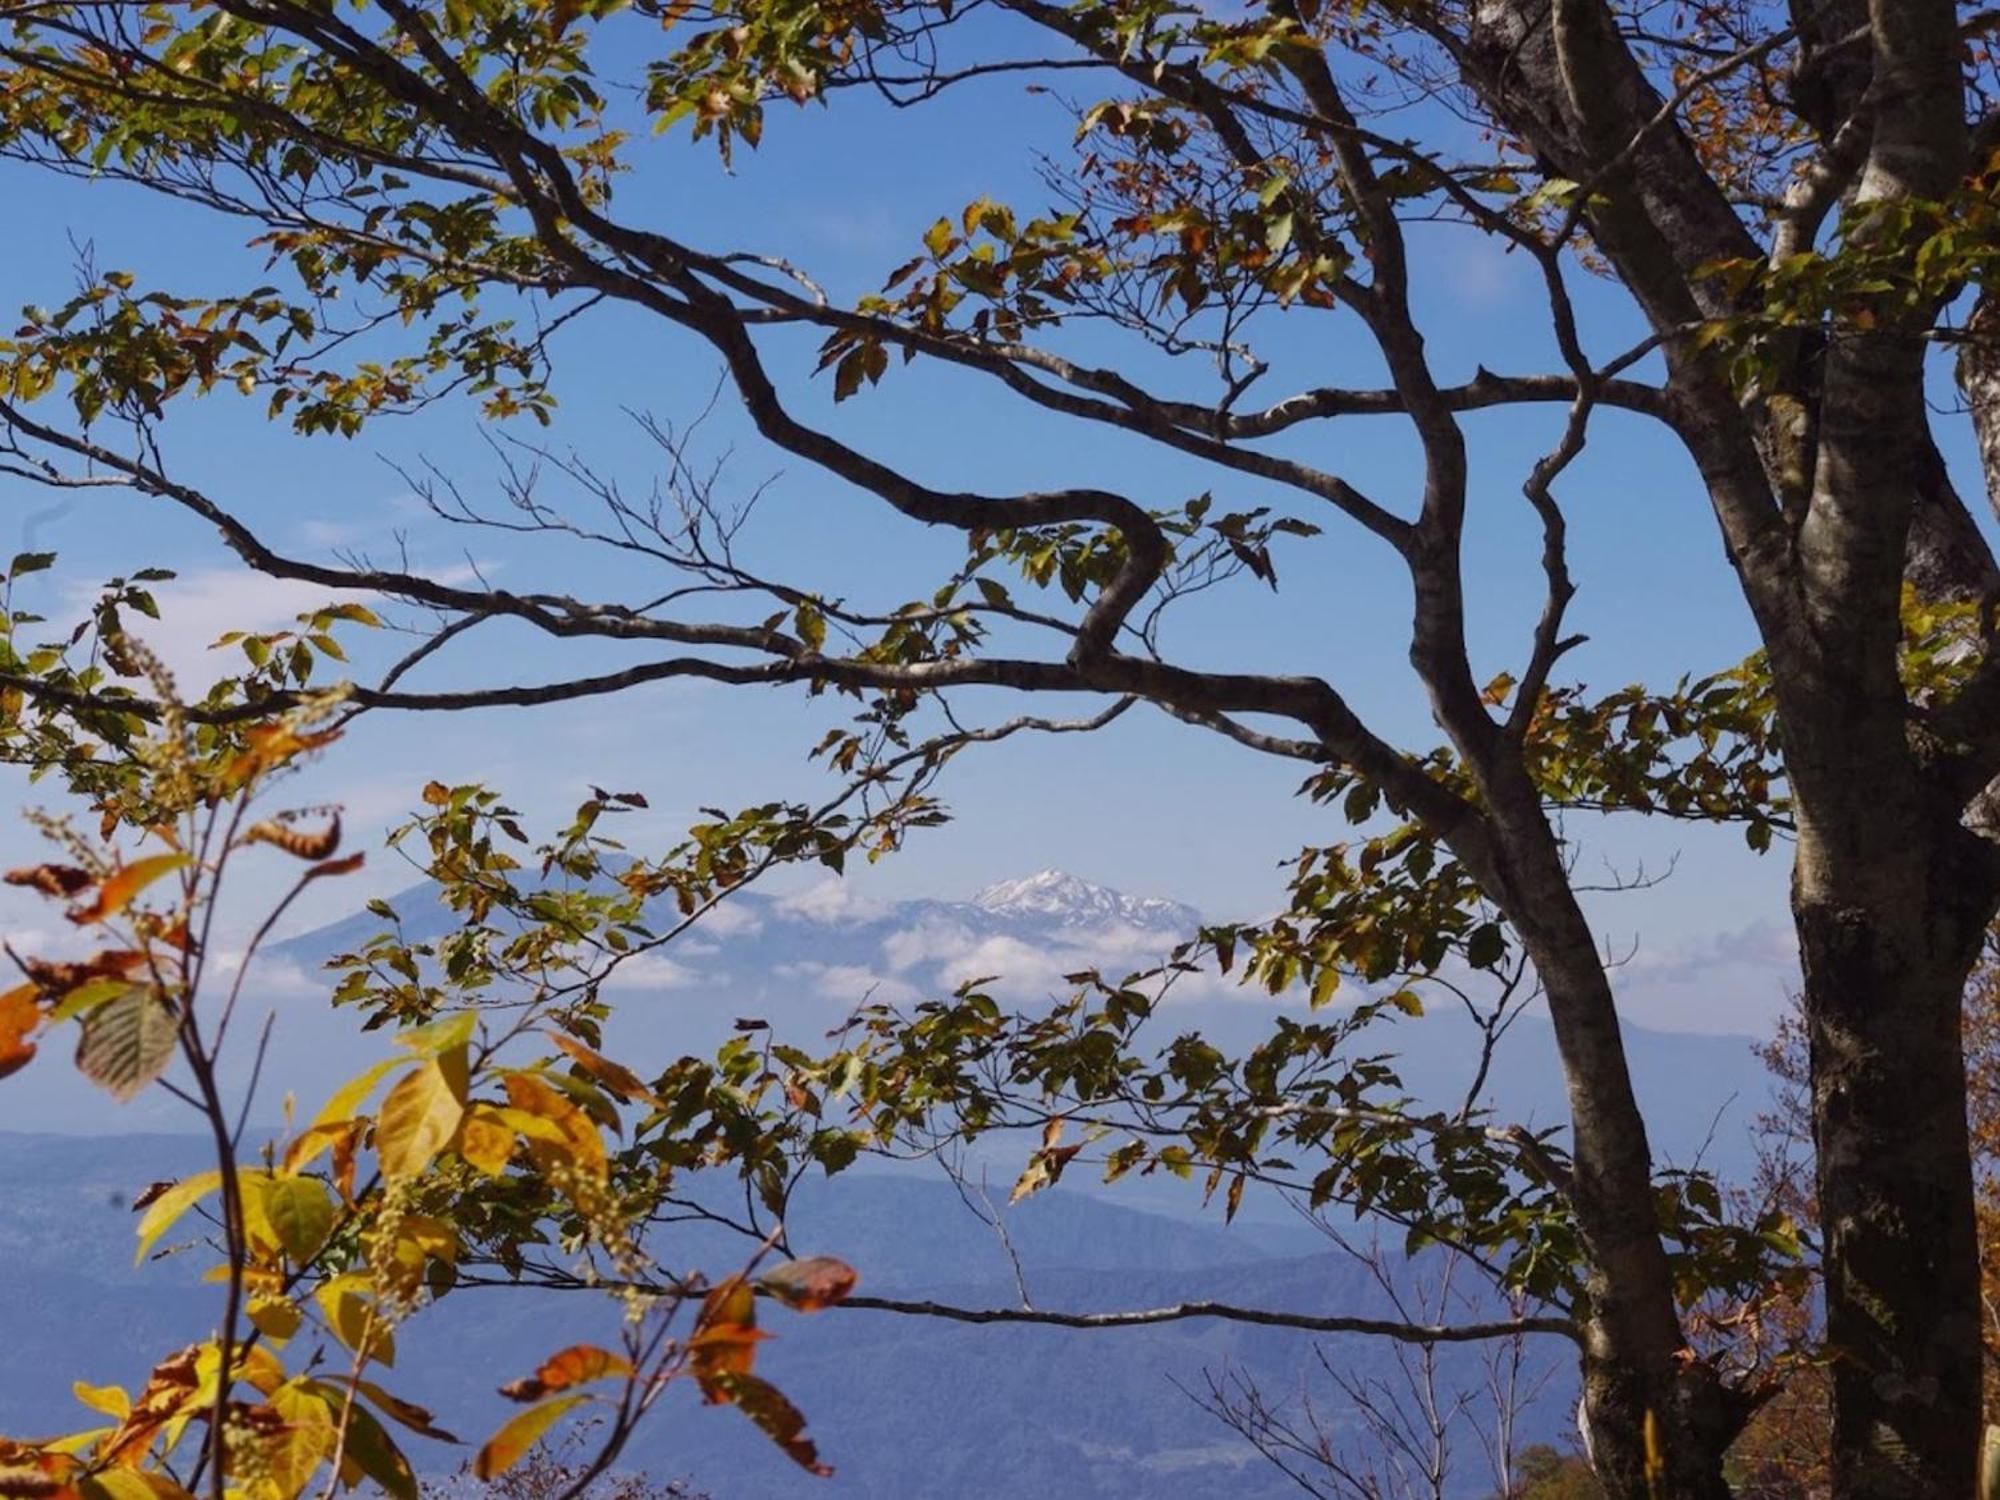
[264,1175,336,1261]
[48,976,136,1024]
[76,987,180,1102]
[1464,922,1506,971]
[341,1400,420,1500]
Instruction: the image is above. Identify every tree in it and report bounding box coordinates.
[0,640,867,1500]
[1499,1445,1605,1500]
[1194,1235,1567,1499]
[3,1,1999,1495]
[1712,927,2000,1498]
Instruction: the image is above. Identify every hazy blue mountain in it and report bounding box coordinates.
[0,871,1782,1495]
[251,865,1777,1185]
[0,1132,1572,1499]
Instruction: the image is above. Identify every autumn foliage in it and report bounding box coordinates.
[0,616,860,1500]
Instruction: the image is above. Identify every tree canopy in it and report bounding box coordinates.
[6,2,2000,1498]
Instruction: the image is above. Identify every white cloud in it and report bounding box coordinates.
[774,879,887,926]
[696,900,764,939]
[775,959,919,1007]
[73,568,348,693]
[58,559,490,697]
[915,923,1187,1001]
[1611,920,1799,1034]
[880,916,976,973]
[600,953,702,992]
[300,518,370,549]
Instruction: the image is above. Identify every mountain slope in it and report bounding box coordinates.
[0,1134,1569,1499]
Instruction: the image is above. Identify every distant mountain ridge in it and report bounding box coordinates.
[0,868,1784,1495]
[4,866,1779,1202]
[0,1132,1571,1498]
[272,865,1202,969]
[968,868,1203,931]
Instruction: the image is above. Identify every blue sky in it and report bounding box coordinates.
[1,28,1935,1065]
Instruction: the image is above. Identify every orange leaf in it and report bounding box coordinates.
[472,1395,589,1480]
[544,1030,657,1105]
[758,1256,858,1312]
[497,1345,632,1403]
[67,854,190,925]
[688,1322,772,1400]
[223,725,341,789]
[0,984,44,1082]
[690,1278,768,1399]
[502,1071,606,1180]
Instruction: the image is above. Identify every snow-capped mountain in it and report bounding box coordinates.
[970,869,1202,932]
[5,866,1776,1203]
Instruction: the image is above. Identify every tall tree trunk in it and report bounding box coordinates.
[1782,5,1990,1477]
[1475,784,1743,1498]
[1793,797,1996,1497]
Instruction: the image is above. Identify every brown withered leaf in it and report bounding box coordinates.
[21,948,144,999]
[3,865,93,898]
[242,813,342,861]
[100,1346,201,1465]
[129,1179,178,1213]
[704,1372,830,1476]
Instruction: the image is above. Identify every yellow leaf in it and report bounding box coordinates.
[41,1428,110,1456]
[375,1060,465,1181]
[80,1469,196,1500]
[472,1395,590,1480]
[248,1294,303,1343]
[316,1275,395,1367]
[262,1175,336,1261]
[395,1011,476,1057]
[310,1056,407,1129]
[503,1071,605,1181]
[454,1105,517,1176]
[72,1380,131,1420]
[134,1170,221,1263]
